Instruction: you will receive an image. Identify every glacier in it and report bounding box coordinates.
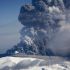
[0,56,70,70]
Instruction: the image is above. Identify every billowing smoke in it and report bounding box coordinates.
[6,0,70,57]
[63,0,70,9]
[48,23,70,56]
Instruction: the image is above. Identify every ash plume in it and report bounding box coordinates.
[6,0,70,57]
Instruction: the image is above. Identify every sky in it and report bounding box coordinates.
[0,0,31,53]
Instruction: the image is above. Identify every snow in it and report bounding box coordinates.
[0,56,70,70]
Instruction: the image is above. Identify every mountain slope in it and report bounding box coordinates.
[0,56,70,70]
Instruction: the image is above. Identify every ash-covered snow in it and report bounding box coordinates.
[0,56,70,70]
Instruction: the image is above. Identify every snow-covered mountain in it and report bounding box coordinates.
[0,0,70,70]
[0,56,70,70]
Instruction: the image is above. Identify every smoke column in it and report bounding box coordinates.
[6,0,70,57]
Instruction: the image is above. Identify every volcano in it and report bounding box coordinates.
[4,0,70,57]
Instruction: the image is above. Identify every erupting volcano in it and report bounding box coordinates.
[5,0,70,57]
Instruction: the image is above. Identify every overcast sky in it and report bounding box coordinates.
[0,0,31,53]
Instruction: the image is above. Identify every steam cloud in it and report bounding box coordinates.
[6,0,70,57]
